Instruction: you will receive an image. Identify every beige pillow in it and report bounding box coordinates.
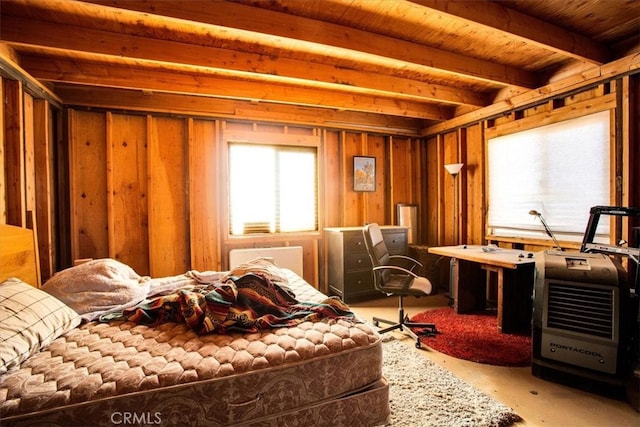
[0,278,81,375]
[42,258,150,321]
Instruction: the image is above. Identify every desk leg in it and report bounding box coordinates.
[497,268,504,332]
[455,259,486,313]
[500,264,535,333]
[482,265,504,332]
[481,265,504,332]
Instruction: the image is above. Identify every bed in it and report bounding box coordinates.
[0,224,389,426]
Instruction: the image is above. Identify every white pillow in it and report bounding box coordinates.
[0,278,81,375]
[41,258,150,321]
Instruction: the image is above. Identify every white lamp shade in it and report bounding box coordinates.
[444,163,464,176]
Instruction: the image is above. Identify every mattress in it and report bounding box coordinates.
[0,269,389,426]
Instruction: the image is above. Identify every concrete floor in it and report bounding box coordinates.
[349,294,640,427]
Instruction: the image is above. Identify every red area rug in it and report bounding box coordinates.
[410,307,532,366]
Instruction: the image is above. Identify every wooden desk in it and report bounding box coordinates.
[428,245,536,333]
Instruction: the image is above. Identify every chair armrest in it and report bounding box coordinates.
[388,254,423,269]
[372,265,419,278]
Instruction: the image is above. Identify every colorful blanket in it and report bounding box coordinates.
[121,273,354,334]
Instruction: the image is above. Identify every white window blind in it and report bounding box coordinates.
[228,143,318,235]
[487,110,611,243]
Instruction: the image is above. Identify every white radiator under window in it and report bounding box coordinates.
[229,246,304,277]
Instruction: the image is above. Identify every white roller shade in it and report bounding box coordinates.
[487,110,611,242]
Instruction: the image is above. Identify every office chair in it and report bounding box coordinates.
[362,223,437,348]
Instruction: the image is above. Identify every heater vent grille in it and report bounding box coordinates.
[546,282,614,339]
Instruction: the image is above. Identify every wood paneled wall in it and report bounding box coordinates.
[424,76,639,252]
[69,111,217,277]
[64,109,425,288]
[1,77,59,281]
[2,70,637,287]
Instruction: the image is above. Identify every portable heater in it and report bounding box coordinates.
[532,251,622,375]
[532,206,640,404]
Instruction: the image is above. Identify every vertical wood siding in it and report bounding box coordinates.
[69,110,109,260]
[3,76,636,286]
[62,111,425,286]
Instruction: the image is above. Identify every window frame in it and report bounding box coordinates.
[222,129,322,240]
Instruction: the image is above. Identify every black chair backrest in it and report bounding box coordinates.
[363,223,391,285]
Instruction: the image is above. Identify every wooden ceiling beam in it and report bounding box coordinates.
[411,0,610,65]
[20,53,454,120]
[1,16,489,108]
[422,53,640,135]
[0,44,63,105]
[54,84,426,135]
[38,0,538,88]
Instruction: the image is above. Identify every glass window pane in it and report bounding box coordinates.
[279,151,317,232]
[229,143,317,235]
[229,145,276,234]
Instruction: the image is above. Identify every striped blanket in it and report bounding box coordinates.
[122,273,354,334]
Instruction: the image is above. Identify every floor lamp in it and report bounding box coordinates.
[444,163,464,244]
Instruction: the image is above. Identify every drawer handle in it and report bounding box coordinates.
[356,241,362,246]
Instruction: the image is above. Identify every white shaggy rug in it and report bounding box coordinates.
[381,337,522,427]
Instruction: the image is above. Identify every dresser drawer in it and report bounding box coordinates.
[383,232,406,252]
[344,233,367,253]
[345,252,372,271]
[345,270,376,293]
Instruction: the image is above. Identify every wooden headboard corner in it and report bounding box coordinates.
[0,223,40,287]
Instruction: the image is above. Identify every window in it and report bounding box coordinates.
[228,143,318,235]
[487,110,611,243]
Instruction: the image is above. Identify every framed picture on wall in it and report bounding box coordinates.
[353,156,376,192]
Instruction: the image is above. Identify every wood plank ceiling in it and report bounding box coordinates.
[1,0,639,132]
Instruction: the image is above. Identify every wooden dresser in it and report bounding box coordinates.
[325,226,408,303]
